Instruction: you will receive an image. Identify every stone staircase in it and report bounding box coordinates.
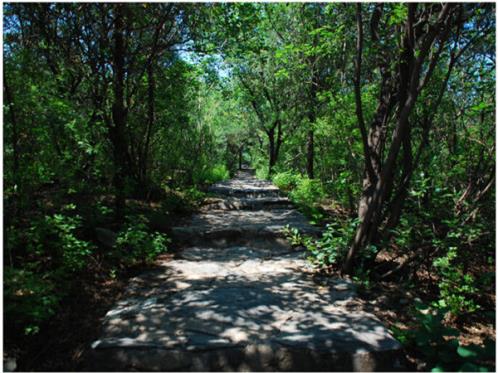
[89,169,404,371]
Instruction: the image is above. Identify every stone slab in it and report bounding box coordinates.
[201,197,293,211]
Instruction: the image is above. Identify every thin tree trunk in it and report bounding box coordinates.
[4,75,20,186]
[268,128,276,176]
[141,60,155,184]
[275,119,283,165]
[306,129,314,179]
[4,73,20,220]
[110,4,128,223]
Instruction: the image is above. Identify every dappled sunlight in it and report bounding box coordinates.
[89,169,404,371]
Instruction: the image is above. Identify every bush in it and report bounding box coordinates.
[432,247,480,315]
[282,218,357,270]
[160,187,206,214]
[26,209,95,277]
[306,219,357,268]
[115,215,170,266]
[290,177,326,207]
[255,167,269,180]
[4,267,60,335]
[272,171,300,191]
[193,164,229,185]
[392,303,495,372]
[272,171,326,219]
[5,208,94,335]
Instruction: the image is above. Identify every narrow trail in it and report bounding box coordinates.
[90,169,403,371]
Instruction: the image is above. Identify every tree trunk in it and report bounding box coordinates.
[4,75,20,186]
[4,73,20,220]
[268,128,276,176]
[110,4,128,223]
[141,60,155,184]
[306,129,314,179]
[306,70,317,179]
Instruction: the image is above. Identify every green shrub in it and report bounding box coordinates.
[282,225,308,247]
[272,171,326,220]
[255,167,269,180]
[183,186,207,206]
[392,303,495,372]
[433,247,480,315]
[306,219,357,268]
[193,164,229,185]
[283,219,357,270]
[4,208,96,335]
[272,171,301,192]
[115,215,170,266]
[290,177,325,207]
[161,187,206,214]
[27,209,94,275]
[4,267,60,335]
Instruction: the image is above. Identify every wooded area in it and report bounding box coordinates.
[3,3,495,372]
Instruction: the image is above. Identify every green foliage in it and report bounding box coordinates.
[392,303,495,372]
[44,213,94,273]
[255,167,269,180]
[5,209,94,335]
[432,247,480,315]
[4,268,59,335]
[193,164,230,186]
[282,219,357,270]
[272,171,301,192]
[27,210,95,276]
[161,186,206,214]
[272,171,326,219]
[115,215,170,266]
[306,219,357,268]
[282,225,308,247]
[289,176,326,208]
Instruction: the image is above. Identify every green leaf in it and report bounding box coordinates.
[431,364,446,372]
[457,345,480,359]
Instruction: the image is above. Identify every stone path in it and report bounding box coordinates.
[90,170,403,371]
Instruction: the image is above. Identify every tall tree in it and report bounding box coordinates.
[343,3,493,273]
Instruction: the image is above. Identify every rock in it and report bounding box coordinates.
[95,227,117,248]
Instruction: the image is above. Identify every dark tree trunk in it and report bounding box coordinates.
[141,61,155,184]
[306,69,318,179]
[275,119,283,163]
[268,120,283,176]
[4,73,20,221]
[306,129,314,179]
[110,4,128,223]
[268,128,276,176]
[4,75,19,185]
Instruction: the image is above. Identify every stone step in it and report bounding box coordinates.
[200,197,293,212]
[176,245,307,262]
[208,187,282,199]
[89,257,404,371]
[90,172,405,371]
[170,210,320,247]
[208,177,281,199]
